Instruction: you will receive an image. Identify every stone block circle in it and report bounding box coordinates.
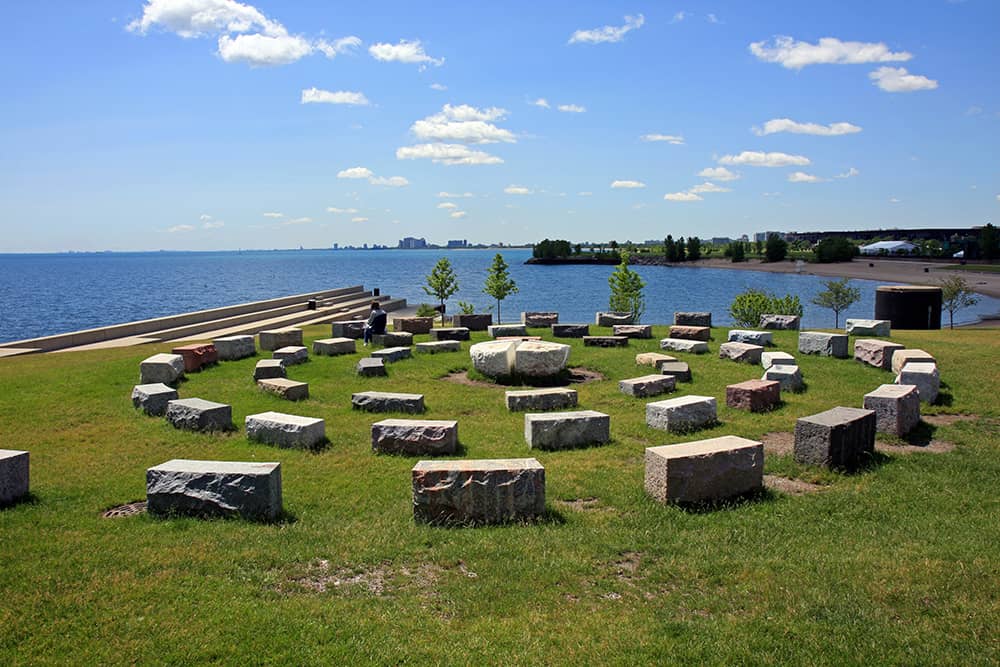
[798,331,849,358]
[415,341,461,354]
[166,398,233,432]
[845,319,891,337]
[372,419,458,455]
[583,335,628,348]
[246,411,325,449]
[258,328,302,352]
[794,407,875,470]
[727,330,773,346]
[759,314,800,330]
[352,391,425,414]
[412,458,545,525]
[132,383,179,416]
[371,347,412,363]
[430,327,470,341]
[257,378,309,401]
[613,324,652,339]
[619,374,675,398]
[891,349,936,375]
[761,351,795,369]
[0,449,30,506]
[595,311,634,327]
[313,337,356,356]
[524,411,611,450]
[146,459,282,521]
[854,339,904,371]
[139,353,185,385]
[719,342,764,364]
[863,384,920,436]
[726,379,781,412]
[253,359,286,380]
[505,388,578,412]
[213,335,256,361]
[373,332,413,348]
[645,436,763,505]
[646,395,718,433]
[762,365,804,393]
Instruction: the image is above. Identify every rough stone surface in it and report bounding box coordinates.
[505,388,578,412]
[619,374,675,398]
[245,411,325,449]
[727,330,773,346]
[645,436,763,504]
[331,320,366,339]
[669,325,711,341]
[659,338,709,354]
[356,357,387,377]
[430,327,470,341]
[470,340,519,377]
[762,365,804,392]
[636,352,677,369]
[259,328,302,351]
[525,410,611,450]
[659,361,692,382]
[131,383,179,416]
[393,317,434,334]
[214,335,256,361]
[674,312,712,327]
[726,379,781,412]
[794,407,876,469]
[146,459,281,520]
[373,332,413,348]
[452,314,492,331]
[846,319,891,337]
[171,344,218,372]
[273,346,308,366]
[253,359,286,380]
[864,384,920,436]
[139,353,185,385]
[313,337,356,356]
[373,419,458,455]
[759,314,800,330]
[0,449,29,506]
[166,398,233,432]
[551,323,590,338]
[412,458,545,524]
[891,349,936,375]
[897,362,940,404]
[489,324,529,338]
[595,311,634,326]
[514,341,571,377]
[521,312,559,326]
[798,331,849,358]
[583,335,629,348]
[761,351,795,369]
[416,340,461,354]
[719,342,764,364]
[854,339,905,371]
[646,395,718,433]
[352,391,425,414]
[257,378,309,401]
[497,336,541,342]
[613,324,653,339]
[371,346,412,363]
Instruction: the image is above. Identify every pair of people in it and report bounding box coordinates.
[362,301,387,345]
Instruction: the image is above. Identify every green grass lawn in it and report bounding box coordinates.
[1,325,998,665]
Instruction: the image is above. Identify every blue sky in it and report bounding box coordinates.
[2,0,998,252]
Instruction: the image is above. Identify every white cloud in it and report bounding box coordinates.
[396,143,503,166]
[707,13,720,24]
[611,180,646,189]
[671,11,687,23]
[504,185,533,195]
[352,217,369,222]
[369,175,409,187]
[690,182,731,193]
[966,105,983,116]
[314,36,361,58]
[664,192,703,202]
[217,32,314,65]
[889,197,901,204]
[282,216,312,225]
[836,167,860,179]
[530,98,550,109]
[869,67,938,93]
[410,104,514,144]
[128,0,278,37]
[203,220,224,229]
[199,213,213,221]
[787,171,825,183]
[438,191,473,198]
[167,224,195,232]
[641,133,684,144]
[569,14,644,44]
[437,202,458,209]
[578,191,593,196]
[753,118,862,136]
[995,194,1000,202]
[327,207,358,214]
[369,39,443,66]
[558,104,586,113]
[698,166,740,181]
[749,36,912,70]
[450,211,467,219]
[430,83,447,91]
[301,88,369,106]
[719,151,810,167]
[337,166,408,186]
[262,212,284,218]
[337,166,374,179]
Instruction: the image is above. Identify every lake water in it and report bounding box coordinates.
[1,248,997,344]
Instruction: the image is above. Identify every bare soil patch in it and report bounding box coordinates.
[764,475,826,495]
[761,431,794,456]
[101,501,147,518]
[876,440,955,455]
[555,497,601,511]
[441,367,605,388]
[278,559,477,596]
[922,414,978,427]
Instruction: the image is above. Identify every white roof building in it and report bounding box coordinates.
[859,241,918,255]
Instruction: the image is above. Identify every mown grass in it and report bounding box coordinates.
[1,325,998,665]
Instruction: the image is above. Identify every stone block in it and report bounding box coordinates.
[524,410,611,450]
[762,365,804,393]
[213,335,255,361]
[497,336,541,342]
[373,332,413,348]
[452,314,492,331]
[891,349,936,375]
[854,339,904,371]
[864,384,920,436]
[257,378,309,401]
[171,344,218,372]
[131,383,179,416]
[636,352,677,369]
[897,362,940,404]
[613,324,652,339]
[727,330,773,346]
[488,324,528,338]
[794,407,875,469]
[798,331,849,358]
[166,398,233,432]
[253,359,286,380]
[846,319,891,337]
[726,379,781,412]
[645,436,763,504]
[583,335,628,348]
[505,388,578,412]
[551,323,590,338]
[393,316,434,334]
[674,311,712,327]
[259,328,302,351]
[719,342,764,364]
[759,314,800,330]
[371,346,412,363]
[761,351,795,369]
[313,337,356,356]
[412,458,545,524]
[416,340,461,354]
[352,391,425,414]
[146,459,281,520]
[521,311,559,326]
[619,374,675,398]
[373,419,458,455]
[470,340,519,377]
[659,338,708,354]
[430,327,470,341]
[331,320,366,339]
[139,353,185,385]
[514,341,571,376]
[246,411,325,449]
[669,325,711,341]
[356,357,387,377]
[595,311,634,326]
[659,361,692,382]
[646,395,718,433]
[0,449,29,506]
[273,346,308,366]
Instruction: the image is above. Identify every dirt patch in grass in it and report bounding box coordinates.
[922,413,978,426]
[764,475,826,495]
[555,497,603,511]
[101,501,147,518]
[761,431,794,456]
[566,367,606,383]
[876,440,955,455]
[441,367,605,388]
[278,559,477,596]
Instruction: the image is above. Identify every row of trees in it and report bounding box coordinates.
[661,235,702,262]
[422,254,518,323]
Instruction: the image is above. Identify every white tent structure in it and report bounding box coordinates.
[859,241,918,255]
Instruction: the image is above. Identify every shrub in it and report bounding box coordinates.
[457,301,476,315]
[765,234,788,262]
[415,303,438,318]
[814,237,858,263]
[729,289,803,328]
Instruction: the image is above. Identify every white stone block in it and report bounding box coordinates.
[245,411,325,449]
[139,353,185,384]
[646,395,718,433]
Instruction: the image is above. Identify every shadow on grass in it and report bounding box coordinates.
[416,506,566,528]
[373,441,470,457]
[0,492,40,510]
[936,382,954,407]
[903,421,938,447]
[840,450,892,475]
[146,506,299,525]
[673,487,779,514]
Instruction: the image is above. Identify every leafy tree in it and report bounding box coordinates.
[814,237,857,263]
[608,260,646,322]
[727,241,746,262]
[483,253,518,323]
[729,290,803,328]
[765,233,788,262]
[423,257,459,323]
[811,278,860,328]
[664,235,677,262]
[532,238,573,259]
[939,276,980,329]
[754,239,764,256]
[980,223,999,260]
[687,237,702,261]
[676,237,687,262]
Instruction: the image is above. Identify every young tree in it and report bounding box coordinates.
[811,278,861,328]
[939,275,980,329]
[676,237,687,262]
[483,253,518,323]
[727,241,746,262]
[423,257,459,323]
[765,233,788,262]
[687,237,702,261]
[608,260,646,322]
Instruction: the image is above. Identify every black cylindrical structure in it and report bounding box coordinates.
[373,287,380,296]
[874,285,942,329]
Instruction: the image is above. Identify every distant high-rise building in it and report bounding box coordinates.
[446,239,468,248]
[398,237,428,249]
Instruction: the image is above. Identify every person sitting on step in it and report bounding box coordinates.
[363,301,387,346]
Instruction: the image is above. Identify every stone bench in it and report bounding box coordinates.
[0,449,30,506]
[253,359,286,380]
[645,436,763,505]
[759,314,800,330]
[726,379,781,412]
[521,311,559,326]
[761,351,795,369]
[356,357,387,377]
[246,411,325,449]
[762,365,804,392]
[140,353,185,385]
[636,352,677,369]
[669,325,711,341]
[891,349,936,374]
[551,323,590,338]
[727,330,773,346]
[646,395,717,433]
[470,340,518,377]
[794,407,875,469]
[371,346,412,363]
[798,331,849,358]
[313,337,356,356]
[331,320,366,339]
[431,327,470,341]
[393,317,434,334]
[132,383,179,416]
[660,361,692,382]
[846,319,891,337]
[897,362,939,404]
[259,328,302,351]
[166,398,233,432]
[416,341,461,354]
[372,419,458,455]
[452,314,492,331]
[619,374,675,398]
[352,391,425,414]
[412,458,545,524]
[583,335,628,348]
[524,411,610,450]
[505,387,578,412]
[488,324,528,338]
[613,324,652,339]
[595,311,634,327]
[171,343,218,372]
[213,335,256,361]
[514,341,571,376]
[273,346,308,366]
[257,378,309,401]
[674,311,711,327]
[659,338,708,354]
[373,332,413,348]
[719,342,764,364]
[854,339,904,371]
[146,459,281,520]
[864,384,920,436]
